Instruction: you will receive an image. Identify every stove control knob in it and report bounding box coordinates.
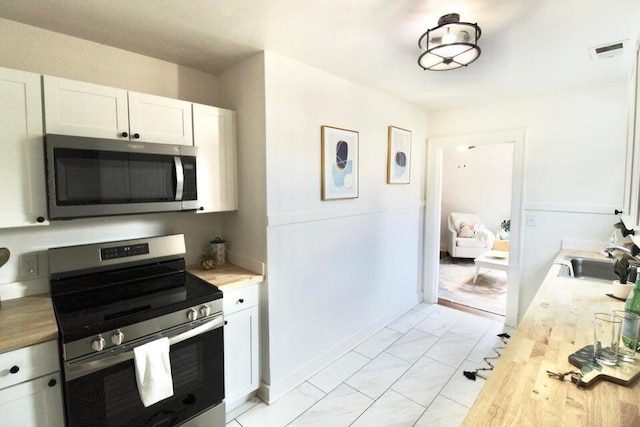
[187,308,198,322]
[200,305,211,317]
[111,331,124,346]
[92,336,106,352]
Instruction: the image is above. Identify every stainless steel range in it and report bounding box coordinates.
[48,234,225,427]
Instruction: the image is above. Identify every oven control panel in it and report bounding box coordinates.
[64,299,224,360]
[101,243,150,260]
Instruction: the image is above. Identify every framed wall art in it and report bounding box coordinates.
[321,125,359,200]
[387,126,412,184]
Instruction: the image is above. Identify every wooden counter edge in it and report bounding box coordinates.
[0,294,58,354]
[462,248,624,426]
[187,262,264,292]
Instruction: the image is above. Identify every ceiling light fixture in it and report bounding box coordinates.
[418,13,481,71]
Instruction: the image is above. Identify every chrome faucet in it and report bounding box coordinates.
[603,243,640,264]
[603,245,637,260]
[601,217,640,263]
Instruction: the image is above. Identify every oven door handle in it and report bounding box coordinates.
[64,315,223,381]
[167,315,220,346]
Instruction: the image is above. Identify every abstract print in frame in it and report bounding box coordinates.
[387,126,412,184]
[321,125,359,200]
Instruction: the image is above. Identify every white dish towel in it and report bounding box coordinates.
[133,337,174,407]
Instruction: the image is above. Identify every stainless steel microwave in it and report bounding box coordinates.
[45,134,199,219]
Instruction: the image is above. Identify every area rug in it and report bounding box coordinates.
[439,256,507,316]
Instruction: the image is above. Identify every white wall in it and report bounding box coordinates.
[0,19,225,299]
[0,213,225,299]
[0,18,219,104]
[440,144,513,248]
[217,53,268,270]
[428,81,628,317]
[261,52,428,401]
[217,53,271,384]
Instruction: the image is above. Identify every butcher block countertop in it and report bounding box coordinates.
[0,294,58,354]
[463,249,640,426]
[188,262,264,292]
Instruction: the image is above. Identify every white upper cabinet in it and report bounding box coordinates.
[625,39,640,223]
[128,92,193,145]
[43,76,129,139]
[43,76,193,145]
[193,104,238,212]
[0,68,48,228]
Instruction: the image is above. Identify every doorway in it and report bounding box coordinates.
[438,144,513,317]
[423,130,525,327]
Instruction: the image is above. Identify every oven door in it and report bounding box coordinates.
[62,319,224,427]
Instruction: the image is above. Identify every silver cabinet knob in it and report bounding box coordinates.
[111,331,124,346]
[199,305,211,317]
[187,308,198,321]
[92,336,105,352]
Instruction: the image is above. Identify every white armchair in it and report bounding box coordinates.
[446,212,495,260]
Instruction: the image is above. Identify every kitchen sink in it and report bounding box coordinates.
[558,257,636,283]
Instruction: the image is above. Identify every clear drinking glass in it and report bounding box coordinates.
[593,313,622,366]
[613,310,640,362]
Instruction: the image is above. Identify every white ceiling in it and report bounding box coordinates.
[1,0,639,109]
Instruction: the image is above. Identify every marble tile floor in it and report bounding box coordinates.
[226,303,515,427]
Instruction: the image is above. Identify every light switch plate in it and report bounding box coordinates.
[526,214,537,227]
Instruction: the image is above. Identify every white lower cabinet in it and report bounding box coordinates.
[0,340,63,427]
[223,284,259,410]
[0,372,64,427]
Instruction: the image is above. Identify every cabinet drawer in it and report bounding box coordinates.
[0,372,64,427]
[0,340,59,390]
[223,284,259,315]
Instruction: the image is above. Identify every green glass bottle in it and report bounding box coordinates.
[625,276,640,351]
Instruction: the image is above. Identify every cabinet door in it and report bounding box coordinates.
[224,305,259,405]
[43,75,129,139]
[626,39,640,222]
[0,340,60,390]
[128,92,193,145]
[193,104,238,212]
[0,373,64,427]
[0,68,48,228]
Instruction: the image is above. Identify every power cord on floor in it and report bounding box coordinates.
[463,333,510,381]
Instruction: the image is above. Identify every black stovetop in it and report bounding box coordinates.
[51,258,222,343]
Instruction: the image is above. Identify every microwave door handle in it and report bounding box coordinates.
[174,156,184,201]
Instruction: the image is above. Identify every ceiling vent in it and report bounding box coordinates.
[589,40,628,61]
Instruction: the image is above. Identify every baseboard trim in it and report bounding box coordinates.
[257,295,421,404]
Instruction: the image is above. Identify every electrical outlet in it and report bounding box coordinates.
[20,254,39,278]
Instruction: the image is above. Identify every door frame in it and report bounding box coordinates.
[423,129,526,326]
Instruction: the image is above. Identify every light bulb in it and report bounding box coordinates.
[442,32,457,44]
